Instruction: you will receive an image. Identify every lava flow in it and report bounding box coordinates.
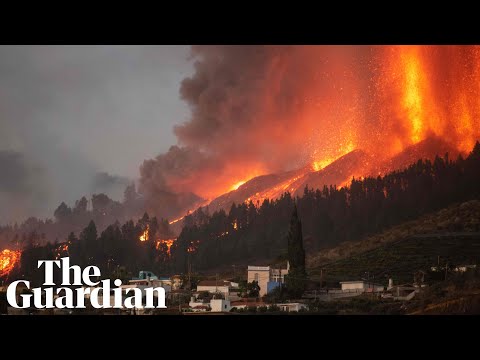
[0,249,21,278]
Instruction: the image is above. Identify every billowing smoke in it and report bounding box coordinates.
[0,150,48,222]
[140,45,480,218]
[91,172,131,201]
[139,46,369,215]
[0,150,132,224]
[0,45,190,225]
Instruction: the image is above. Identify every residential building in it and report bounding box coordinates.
[229,300,307,312]
[453,264,477,273]
[247,262,289,297]
[187,297,231,312]
[118,270,172,309]
[210,299,231,312]
[340,280,384,293]
[277,303,307,312]
[196,280,239,298]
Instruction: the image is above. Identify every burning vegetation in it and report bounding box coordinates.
[0,249,21,278]
[139,226,149,242]
[156,239,175,256]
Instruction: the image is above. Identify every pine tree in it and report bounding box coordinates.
[286,204,307,297]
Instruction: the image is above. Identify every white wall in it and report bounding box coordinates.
[341,282,365,291]
[247,269,269,297]
[210,299,231,312]
[196,285,229,295]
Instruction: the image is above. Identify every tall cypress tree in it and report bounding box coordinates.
[286,204,307,297]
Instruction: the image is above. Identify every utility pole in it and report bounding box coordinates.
[187,259,191,290]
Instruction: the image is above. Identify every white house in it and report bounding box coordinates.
[340,281,384,293]
[196,280,238,298]
[187,298,231,312]
[210,299,231,312]
[277,303,307,312]
[247,263,289,297]
[121,278,172,296]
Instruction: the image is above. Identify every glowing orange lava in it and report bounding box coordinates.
[169,216,185,225]
[312,140,355,171]
[0,249,21,278]
[376,45,480,156]
[230,180,247,191]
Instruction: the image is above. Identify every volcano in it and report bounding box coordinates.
[181,136,461,221]
[374,136,461,175]
[292,149,373,197]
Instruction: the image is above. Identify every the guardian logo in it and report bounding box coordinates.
[6,257,167,310]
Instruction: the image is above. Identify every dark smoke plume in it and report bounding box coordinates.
[140,45,480,219]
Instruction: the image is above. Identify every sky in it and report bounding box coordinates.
[3,45,479,224]
[0,45,193,222]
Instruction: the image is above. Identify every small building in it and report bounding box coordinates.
[187,297,232,312]
[230,300,266,310]
[340,281,384,293]
[196,280,238,298]
[453,264,477,273]
[247,263,289,297]
[229,300,307,312]
[191,305,210,312]
[210,299,231,312]
[113,270,172,312]
[277,303,307,312]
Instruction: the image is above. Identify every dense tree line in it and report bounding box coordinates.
[4,142,480,282]
[170,142,480,273]
[12,212,174,286]
[0,183,145,249]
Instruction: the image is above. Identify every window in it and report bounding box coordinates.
[254,273,259,282]
[225,304,227,309]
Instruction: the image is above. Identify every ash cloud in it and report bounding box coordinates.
[139,45,371,216]
[139,45,480,218]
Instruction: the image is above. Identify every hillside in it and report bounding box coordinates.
[307,200,480,285]
[374,136,460,175]
[292,150,372,197]
[201,136,458,218]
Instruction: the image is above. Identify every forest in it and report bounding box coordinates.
[2,141,480,285]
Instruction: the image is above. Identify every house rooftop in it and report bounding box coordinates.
[340,280,383,286]
[197,280,234,287]
[247,266,270,271]
[231,300,266,307]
